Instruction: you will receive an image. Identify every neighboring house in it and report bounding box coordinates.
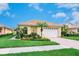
[67,24,79,33]
[18,20,63,38]
[0,24,13,35]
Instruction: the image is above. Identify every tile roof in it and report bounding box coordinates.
[18,20,63,27]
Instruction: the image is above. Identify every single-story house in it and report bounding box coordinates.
[67,24,79,33]
[18,20,63,38]
[0,24,13,35]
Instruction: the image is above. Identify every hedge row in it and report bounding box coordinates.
[0,33,13,37]
[64,34,79,36]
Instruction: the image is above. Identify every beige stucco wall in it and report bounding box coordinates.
[19,25,41,36]
[37,27,41,36]
[27,26,32,34]
[58,27,61,37]
[18,25,33,34]
[19,25,42,35]
[4,28,12,34]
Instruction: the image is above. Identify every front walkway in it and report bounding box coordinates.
[0,45,70,54]
[49,37,79,49]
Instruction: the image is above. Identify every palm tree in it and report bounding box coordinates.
[37,22,48,37]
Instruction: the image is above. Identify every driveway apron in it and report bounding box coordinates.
[49,37,79,49]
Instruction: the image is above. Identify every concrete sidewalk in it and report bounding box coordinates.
[0,45,70,54]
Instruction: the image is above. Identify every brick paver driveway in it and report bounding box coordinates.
[49,37,79,49]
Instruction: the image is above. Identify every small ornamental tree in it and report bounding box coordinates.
[61,25,68,36]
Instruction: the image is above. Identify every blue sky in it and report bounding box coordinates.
[0,3,79,28]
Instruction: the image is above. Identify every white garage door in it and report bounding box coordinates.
[42,28,59,38]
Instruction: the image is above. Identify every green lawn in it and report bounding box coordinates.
[0,34,58,48]
[64,36,79,41]
[1,48,79,56]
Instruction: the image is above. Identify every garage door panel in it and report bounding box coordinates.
[42,28,58,37]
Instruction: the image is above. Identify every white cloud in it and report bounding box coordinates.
[72,11,79,17]
[28,3,43,11]
[4,11,15,18]
[64,17,70,23]
[5,11,10,16]
[0,3,9,15]
[56,3,79,11]
[69,11,79,25]
[52,12,66,18]
[55,3,79,25]
[0,4,15,18]
[56,3,79,8]
[0,3,9,11]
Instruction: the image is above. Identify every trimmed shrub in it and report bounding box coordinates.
[23,32,50,41]
[36,38,50,41]
[29,32,41,39]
